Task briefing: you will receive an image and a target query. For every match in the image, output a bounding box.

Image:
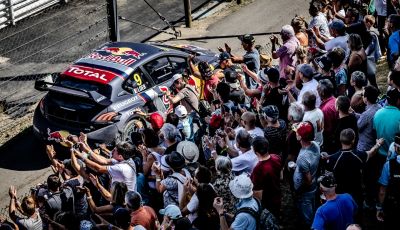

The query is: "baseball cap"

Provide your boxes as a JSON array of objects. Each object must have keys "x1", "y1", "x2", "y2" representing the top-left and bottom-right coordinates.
[
  {"x1": 263, "y1": 105, "x2": 279, "y2": 120},
  {"x1": 224, "y1": 69, "x2": 238, "y2": 83},
  {"x1": 176, "y1": 141, "x2": 199, "y2": 163},
  {"x1": 239, "y1": 34, "x2": 255, "y2": 44},
  {"x1": 293, "y1": 121, "x2": 314, "y2": 141},
  {"x1": 219, "y1": 52, "x2": 231, "y2": 62},
  {"x1": 159, "y1": 204, "x2": 182, "y2": 219},
  {"x1": 175, "y1": 105, "x2": 188, "y2": 118},
  {"x1": 209, "y1": 114, "x2": 222, "y2": 129},
  {"x1": 229, "y1": 174, "x2": 253, "y2": 199},
  {"x1": 319, "y1": 174, "x2": 336, "y2": 188},
  {"x1": 149, "y1": 113, "x2": 164, "y2": 130},
  {"x1": 172, "y1": 73, "x2": 183, "y2": 82},
  {"x1": 298, "y1": 64, "x2": 315, "y2": 79},
  {"x1": 329, "y1": 19, "x2": 345, "y2": 31},
  {"x1": 315, "y1": 55, "x2": 332, "y2": 72}
]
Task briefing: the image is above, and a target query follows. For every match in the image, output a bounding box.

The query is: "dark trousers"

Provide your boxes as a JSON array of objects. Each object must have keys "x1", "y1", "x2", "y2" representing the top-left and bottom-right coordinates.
[{"x1": 364, "y1": 154, "x2": 387, "y2": 206}]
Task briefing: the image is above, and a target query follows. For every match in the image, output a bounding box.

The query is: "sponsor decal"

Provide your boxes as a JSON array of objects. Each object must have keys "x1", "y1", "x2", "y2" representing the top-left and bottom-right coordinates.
[
  {"x1": 86, "y1": 47, "x2": 146, "y2": 67},
  {"x1": 62, "y1": 65, "x2": 122, "y2": 84},
  {"x1": 47, "y1": 129, "x2": 70, "y2": 147},
  {"x1": 111, "y1": 96, "x2": 138, "y2": 110}
]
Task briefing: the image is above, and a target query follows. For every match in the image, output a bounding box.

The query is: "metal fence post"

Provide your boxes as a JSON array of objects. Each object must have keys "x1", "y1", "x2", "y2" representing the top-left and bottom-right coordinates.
[
  {"x1": 183, "y1": 0, "x2": 192, "y2": 28},
  {"x1": 107, "y1": 0, "x2": 120, "y2": 42},
  {"x1": 7, "y1": 0, "x2": 15, "y2": 26}
]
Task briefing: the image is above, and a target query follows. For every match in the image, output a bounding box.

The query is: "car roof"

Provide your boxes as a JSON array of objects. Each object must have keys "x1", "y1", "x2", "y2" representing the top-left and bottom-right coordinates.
[{"x1": 61, "y1": 42, "x2": 186, "y2": 85}]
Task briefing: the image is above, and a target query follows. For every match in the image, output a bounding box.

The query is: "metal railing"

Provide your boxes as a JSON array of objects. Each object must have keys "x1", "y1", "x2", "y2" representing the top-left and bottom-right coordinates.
[{"x1": 0, "y1": 0, "x2": 66, "y2": 29}]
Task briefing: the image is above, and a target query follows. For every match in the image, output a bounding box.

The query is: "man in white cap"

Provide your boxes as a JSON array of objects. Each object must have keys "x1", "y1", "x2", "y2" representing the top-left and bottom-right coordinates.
[
  {"x1": 164, "y1": 73, "x2": 199, "y2": 113},
  {"x1": 213, "y1": 174, "x2": 259, "y2": 230}
]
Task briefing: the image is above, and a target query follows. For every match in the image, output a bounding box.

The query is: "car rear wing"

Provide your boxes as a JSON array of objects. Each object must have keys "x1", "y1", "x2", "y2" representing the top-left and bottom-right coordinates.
[{"x1": 35, "y1": 80, "x2": 112, "y2": 107}]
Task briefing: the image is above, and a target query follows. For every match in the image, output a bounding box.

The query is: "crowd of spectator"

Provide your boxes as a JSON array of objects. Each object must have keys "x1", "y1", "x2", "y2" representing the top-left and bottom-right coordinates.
[{"x1": 2, "y1": 0, "x2": 400, "y2": 229}]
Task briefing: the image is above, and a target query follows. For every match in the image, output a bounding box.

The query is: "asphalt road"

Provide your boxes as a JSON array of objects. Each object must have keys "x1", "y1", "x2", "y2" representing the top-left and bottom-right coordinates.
[{"x1": 0, "y1": 0, "x2": 309, "y2": 216}]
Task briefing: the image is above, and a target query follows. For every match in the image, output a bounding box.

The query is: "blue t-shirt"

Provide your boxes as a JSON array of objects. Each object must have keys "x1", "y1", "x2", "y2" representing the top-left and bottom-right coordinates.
[
  {"x1": 231, "y1": 198, "x2": 258, "y2": 230},
  {"x1": 293, "y1": 141, "x2": 320, "y2": 192},
  {"x1": 335, "y1": 68, "x2": 347, "y2": 86},
  {"x1": 388, "y1": 30, "x2": 400, "y2": 66},
  {"x1": 378, "y1": 156, "x2": 400, "y2": 186},
  {"x1": 373, "y1": 106, "x2": 400, "y2": 156},
  {"x1": 312, "y1": 193, "x2": 357, "y2": 230}
]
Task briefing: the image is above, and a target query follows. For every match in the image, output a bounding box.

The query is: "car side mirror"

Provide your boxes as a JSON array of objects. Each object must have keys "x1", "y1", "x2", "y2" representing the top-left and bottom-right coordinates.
[{"x1": 34, "y1": 74, "x2": 54, "y2": 91}]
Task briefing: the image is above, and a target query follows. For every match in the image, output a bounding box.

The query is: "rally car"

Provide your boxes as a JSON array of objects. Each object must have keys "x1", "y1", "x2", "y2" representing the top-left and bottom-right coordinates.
[{"x1": 33, "y1": 42, "x2": 218, "y2": 145}]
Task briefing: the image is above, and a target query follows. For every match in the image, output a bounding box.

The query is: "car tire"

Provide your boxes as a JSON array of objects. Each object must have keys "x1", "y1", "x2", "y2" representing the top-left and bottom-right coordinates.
[{"x1": 121, "y1": 118, "x2": 146, "y2": 142}]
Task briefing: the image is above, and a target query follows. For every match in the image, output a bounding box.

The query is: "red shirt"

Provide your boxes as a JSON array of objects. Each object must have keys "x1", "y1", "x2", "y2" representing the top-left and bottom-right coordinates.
[
  {"x1": 130, "y1": 206, "x2": 158, "y2": 230},
  {"x1": 320, "y1": 96, "x2": 338, "y2": 140},
  {"x1": 203, "y1": 75, "x2": 220, "y2": 102},
  {"x1": 250, "y1": 154, "x2": 282, "y2": 216}
]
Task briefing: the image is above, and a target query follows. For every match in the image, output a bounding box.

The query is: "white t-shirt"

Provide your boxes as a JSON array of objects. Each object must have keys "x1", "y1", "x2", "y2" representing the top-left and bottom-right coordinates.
[
  {"x1": 298, "y1": 79, "x2": 321, "y2": 108},
  {"x1": 187, "y1": 193, "x2": 199, "y2": 223},
  {"x1": 107, "y1": 158, "x2": 137, "y2": 191},
  {"x1": 303, "y1": 108, "x2": 324, "y2": 146},
  {"x1": 231, "y1": 149, "x2": 258, "y2": 175},
  {"x1": 235, "y1": 127, "x2": 264, "y2": 139}
]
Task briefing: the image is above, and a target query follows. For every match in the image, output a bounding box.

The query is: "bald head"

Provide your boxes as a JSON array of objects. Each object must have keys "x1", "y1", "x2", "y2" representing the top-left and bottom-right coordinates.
[{"x1": 241, "y1": 111, "x2": 257, "y2": 128}]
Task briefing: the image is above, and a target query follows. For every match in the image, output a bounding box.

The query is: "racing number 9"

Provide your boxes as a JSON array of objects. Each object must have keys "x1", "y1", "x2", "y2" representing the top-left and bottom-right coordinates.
[{"x1": 133, "y1": 73, "x2": 142, "y2": 86}]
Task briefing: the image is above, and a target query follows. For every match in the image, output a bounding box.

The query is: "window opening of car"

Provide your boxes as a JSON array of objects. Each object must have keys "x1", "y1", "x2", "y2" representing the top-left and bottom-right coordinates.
[
  {"x1": 144, "y1": 56, "x2": 189, "y2": 85},
  {"x1": 123, "y1": 68, "x2": 152, "y2": 94}
]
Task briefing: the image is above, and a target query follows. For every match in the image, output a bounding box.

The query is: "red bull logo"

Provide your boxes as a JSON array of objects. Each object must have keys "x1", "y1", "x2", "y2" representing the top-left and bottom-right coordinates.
[
  {"x1": 102, "y1": 47, "x2": 145, "y2": 59},
  {"x1": 47, "y1": 129, "x2": 70, "y2": 147}
]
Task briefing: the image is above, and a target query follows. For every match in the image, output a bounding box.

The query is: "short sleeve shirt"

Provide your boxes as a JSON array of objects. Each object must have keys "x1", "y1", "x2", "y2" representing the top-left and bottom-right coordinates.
[
  {"x1": 293, "y1": 142, "x2": 320, "y2": 191},
  {"x1": 16, "y1": 212, "x2": 42, "y2": 230},
  {"x1": 309, "y1": 13, "x2": 331, "y2": 38},
  {"x1": 175, "y1": 84, "x2": 199, "y2": 112},
  {"x1": 276, "y1": 37, "x2": 299, "y2": 78},
  {"x1": 334, "y1": 68, "x2": 347, "y2": 86},
  {"x1": 107, "y1": 159, "x2": 137, "y2": 191},
  {"x1": 231, "y1": 198, "x2": 259, "y2": 230},
  {"x1": 231, "y1": 150, "x2": 258, "y2": 175}
]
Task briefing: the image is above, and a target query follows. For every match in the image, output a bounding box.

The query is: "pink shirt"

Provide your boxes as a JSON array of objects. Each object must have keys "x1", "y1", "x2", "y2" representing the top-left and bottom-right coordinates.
[{"x1": 276, "y1": 36, "x2": 299, "y2": 78}]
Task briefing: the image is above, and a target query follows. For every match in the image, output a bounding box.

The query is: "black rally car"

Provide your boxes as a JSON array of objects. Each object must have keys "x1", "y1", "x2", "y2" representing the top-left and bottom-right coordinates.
[{"x1": 33, "y1": 42, "x2": 218, "y2": 144}]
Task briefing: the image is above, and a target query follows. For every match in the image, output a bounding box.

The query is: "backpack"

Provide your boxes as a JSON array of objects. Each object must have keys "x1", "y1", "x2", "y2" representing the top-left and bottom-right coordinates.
[
  {"x1": 45, "y1": 186, "x2": 74, "y2": 219},
  {"x1": 235, "y1": 198, "x2": 279, "y2": 230}
]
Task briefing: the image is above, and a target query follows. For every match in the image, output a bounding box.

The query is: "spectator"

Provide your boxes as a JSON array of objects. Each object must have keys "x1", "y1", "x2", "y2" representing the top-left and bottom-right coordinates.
[
  {"x1": 376, "y1": 134, "x2": 400, "y2": 228},
  {"x1": 349, "y1": 71, "x2": 367, "y2": 113},
  {"x1": 165, "y1": 74, "x2": 199, "y2": 113},
  {"x1": 387, "y1": 14, "x2": 400, "y2": 69},
  {"x1": 188, "y1": 58, "x2": 220, "y2": 103},
  {"x1": 271, "y1": 25, "x2": 300, "y2": 78},
  {"x1": 285, "y1": 102, "x2": 304, "y2": 169},
  {"x1": 161, "y1": 123, "x2": 180, "y2": 155},
  {"x1": 230, "y1": 129, "x2": 258, "y2": 175},
  {"x1": 323, "y1": 19, "x2": 350, "y2": 59},
  {"x1": 375, "y1": 0, "x2": 388, "y2": 54},
  {"x1": 212, "y1": 156, "x2": 237, "y2": 214},
  {"x1": 85, "y1": 181, "x2": 127, "y2": 215},
  {"x1": 291, "y1": 16, "x2": 309, "y2": 47},
  {"x1": 326, "y1": 128, "x2": 383, "y2": 206},
  {"x1": 308, "y1": 1, "x2": 331, "y2": 41},
  {"x1": 293, "y1": 121, "x2": 320, "y2": 228},
  {"x1": 287, "y1": 64, "x2": 322, "y2": 108},
  {"x1": 373, "y1": 88, "x2": 400, "y2": 158},
  {"x1": 262, "y1": 105, "x2": 287, "y2": 154},
  {"x1": 250, "y1": 136, "x2": 282, "y2": 217},
  {"x1": 213, "y1": 174, "x2": 259, "y2": 230},
  {"x1": 327, "y1": 47, "x2": 348, "y2": 96},
  {"x1": 311, "y1": 174, "x2": 358, "y2": 230},
  {"x1": 75, "y1": 141, "x2": 137, "y2": 192},
  {"x1": 334, "y1": 96, "x2": 358, "y2": 151},
  {"x1": 236, "y1": 111, "x2": 264, "y2": 139},
  {"x1": 8, "y1": 186, "x2": 42, "y2": 230},
  {"x1": 43, "y1": 174, "x2": 74, "y2": 219},
  {"x1": 125, "y1": 191, "x2": 158, "y2": 230},
  {"x1": 152, "y1": 151, "x2": 191, "y2": 208},
  {"x1": 191, "y1": 184, "x2": 219, "y2": 230},
  {"x1": 302, "y1": 91, "x2": 324, "y2": 146},
  {"x1": 318, "y1": 79, "x2": 338, "y2": 153},
  {"x1": 357, "y1": 85, "x2": 381, "y2": 152},
  {"x1": 347, "y1": 34, "x2": 368, "y2": 78},
  {"x1": 159, "y1": 205, "x2": 192, "y2": 230}
]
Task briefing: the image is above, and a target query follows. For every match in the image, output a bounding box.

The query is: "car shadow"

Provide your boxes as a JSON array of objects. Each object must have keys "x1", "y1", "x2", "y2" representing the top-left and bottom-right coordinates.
[{"x1": 0, "y1": 127, "x2": 50, "y2": 171}]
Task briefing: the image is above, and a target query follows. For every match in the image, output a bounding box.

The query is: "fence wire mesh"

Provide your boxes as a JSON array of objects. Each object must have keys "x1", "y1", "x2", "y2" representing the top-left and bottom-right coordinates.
[{"x1": 0, "y1": 0, "x2": 109, "y2": 144}]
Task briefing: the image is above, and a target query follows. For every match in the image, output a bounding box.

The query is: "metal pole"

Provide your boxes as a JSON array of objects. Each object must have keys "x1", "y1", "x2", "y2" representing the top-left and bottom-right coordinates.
[
  {"x1": 107, "y1": 0, "x2": 120, "y2": 42},
  {"x1": 183, "y1": 0, "x2": 192, "y2": 28}
]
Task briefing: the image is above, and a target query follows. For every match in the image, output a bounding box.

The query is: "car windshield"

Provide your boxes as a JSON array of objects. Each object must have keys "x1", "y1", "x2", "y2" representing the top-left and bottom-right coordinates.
[{"x1": 57, "y1": 76, "x2": 112, "y2": 98}]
